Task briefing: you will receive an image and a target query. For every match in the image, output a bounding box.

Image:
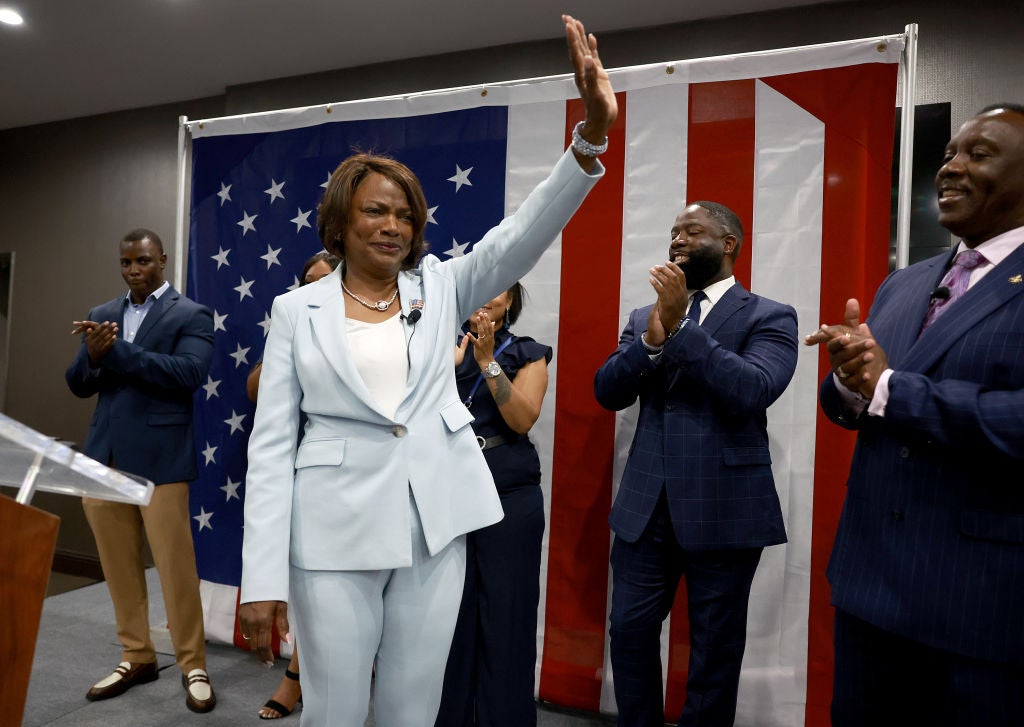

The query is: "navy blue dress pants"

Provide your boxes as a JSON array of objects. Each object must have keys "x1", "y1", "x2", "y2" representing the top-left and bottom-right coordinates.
[
  {"x1": 832, "y1": 608, "x2": 1024, "y2": 727},
  {"x1": 436, "y1": 483, "x2": 545, "y2": 727},
  {"x1": 609, "y1": 490, "x2": 762, "y2": 727}
]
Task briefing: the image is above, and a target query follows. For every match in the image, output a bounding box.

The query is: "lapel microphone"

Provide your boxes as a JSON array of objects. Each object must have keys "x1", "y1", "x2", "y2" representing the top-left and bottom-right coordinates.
[
  {"x1": 929, "y1": 286, "x2": 951, "y2": 302},
  {"x1": 402, "y1": 308, "x2": 421, "y2": 371}
]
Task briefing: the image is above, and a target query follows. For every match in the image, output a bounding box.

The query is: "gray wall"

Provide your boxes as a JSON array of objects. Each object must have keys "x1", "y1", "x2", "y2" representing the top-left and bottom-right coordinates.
[
  {"x1": 0, "y1": 98, "x2": 223, "y2": 553},
  {"x1": 225, "y1": 0, "x2": 1023, "y2": 130},
  {"x1": 1, "y1": 0, "x2": 1021, "y2": 558}
]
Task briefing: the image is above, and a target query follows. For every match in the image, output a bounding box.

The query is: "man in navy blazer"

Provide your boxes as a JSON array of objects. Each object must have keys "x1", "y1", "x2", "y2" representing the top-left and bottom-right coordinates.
[
  {"x1": 66, "y1": 229, "x2": 216, "y2": 713},
  {"x1": 595, "y1": 201, "x2": 798, "y2": 726},
  {"x1": 808, "y1": 104, "x2": 1024, "y2": 725}
]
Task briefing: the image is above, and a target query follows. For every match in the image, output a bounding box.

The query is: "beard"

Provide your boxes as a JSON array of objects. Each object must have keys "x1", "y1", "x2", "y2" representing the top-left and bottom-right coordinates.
[{"x1": 677, "y1": 247, "x2": 724, "y2": 290}]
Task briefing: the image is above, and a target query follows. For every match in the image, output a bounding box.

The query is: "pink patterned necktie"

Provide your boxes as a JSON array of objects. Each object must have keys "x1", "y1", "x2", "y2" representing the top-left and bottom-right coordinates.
[{"x1": 921, "y1": 249, "x2": 986, "y2": 331}]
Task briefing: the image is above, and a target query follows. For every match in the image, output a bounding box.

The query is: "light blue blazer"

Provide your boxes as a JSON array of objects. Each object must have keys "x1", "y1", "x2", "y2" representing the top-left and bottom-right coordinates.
[{"x1": 241, "y1": 149, "x2": 602, "y2": 604}]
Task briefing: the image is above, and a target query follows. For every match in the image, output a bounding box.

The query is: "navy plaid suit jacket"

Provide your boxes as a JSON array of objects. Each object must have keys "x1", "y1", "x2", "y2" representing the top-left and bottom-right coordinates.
[
  {"x1": 595, "y1": 282, "x2": 798, "y2": 550},
  {"x1": 823, "y1": 242, "x2": 1024, "y2": 666}
]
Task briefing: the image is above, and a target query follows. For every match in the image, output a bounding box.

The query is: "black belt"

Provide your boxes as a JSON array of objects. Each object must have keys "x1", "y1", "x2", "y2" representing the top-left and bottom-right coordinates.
[{"x1": 476, "y1": 433, "x2": 519, "y2": 451}]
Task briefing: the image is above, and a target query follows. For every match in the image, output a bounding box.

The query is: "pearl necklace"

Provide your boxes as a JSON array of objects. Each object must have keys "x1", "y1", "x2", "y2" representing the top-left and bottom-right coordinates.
[{"x1": 340, "y1": 278, "x2": 399, "y2": 312}]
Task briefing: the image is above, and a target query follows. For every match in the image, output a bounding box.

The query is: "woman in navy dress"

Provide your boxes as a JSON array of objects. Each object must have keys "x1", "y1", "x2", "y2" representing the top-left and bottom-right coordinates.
[{"x1": 437, "y1": 282, "x2": 551, "y2": 727}]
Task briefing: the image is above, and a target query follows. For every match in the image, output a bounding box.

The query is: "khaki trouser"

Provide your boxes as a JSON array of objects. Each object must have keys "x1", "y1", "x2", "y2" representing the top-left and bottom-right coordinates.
[{"x1": 83, "y1": 481, "x2": 206, "y2": 673}]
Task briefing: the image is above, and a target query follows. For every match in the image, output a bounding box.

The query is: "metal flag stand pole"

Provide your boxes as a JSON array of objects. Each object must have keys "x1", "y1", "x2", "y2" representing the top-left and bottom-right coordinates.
[{"x1": 895, "y1": 23, "x2": 919, "y2": 270}]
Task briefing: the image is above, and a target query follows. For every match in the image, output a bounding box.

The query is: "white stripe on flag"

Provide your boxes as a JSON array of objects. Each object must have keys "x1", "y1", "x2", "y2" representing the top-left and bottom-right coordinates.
[
  {"x1": 737, "y1": 80, "x2": 824, "y2": 726},
  {"x1": 507, "y1": 100, "x2": 570, "y2": 694},
  {"x1": 600, "y1": 82, "x2": 692, "y2": 714},
  {"x1": 199, "y1": 580, "x2": 239, "y2": 644}
]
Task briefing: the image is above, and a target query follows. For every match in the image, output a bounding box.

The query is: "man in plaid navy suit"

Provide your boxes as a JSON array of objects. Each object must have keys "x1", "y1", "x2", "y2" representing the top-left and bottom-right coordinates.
[
  {"x1": 595, "y1": 201, "x2": 798, "y2": 726},
  {"x1": 809, "y1": 105, "x2": 1024, "y2": 725}
]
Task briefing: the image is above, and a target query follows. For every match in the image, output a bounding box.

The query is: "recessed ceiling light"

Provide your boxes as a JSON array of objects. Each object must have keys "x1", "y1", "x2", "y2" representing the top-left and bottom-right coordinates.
[{"x1": 0, "y1": 8, "x2": 24, "y2": 25}]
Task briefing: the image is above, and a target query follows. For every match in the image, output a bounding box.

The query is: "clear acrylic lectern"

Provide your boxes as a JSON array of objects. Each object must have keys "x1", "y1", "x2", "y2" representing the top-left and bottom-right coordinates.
[{"x1": 0, "y1": 412, "x2": 153, "y2": 724}]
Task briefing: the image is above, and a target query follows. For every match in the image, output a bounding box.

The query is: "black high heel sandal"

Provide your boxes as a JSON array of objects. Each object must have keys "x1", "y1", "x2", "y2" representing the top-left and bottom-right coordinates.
[{"x1": 258, "y1": 668, "x2": 301, "y2": 720}]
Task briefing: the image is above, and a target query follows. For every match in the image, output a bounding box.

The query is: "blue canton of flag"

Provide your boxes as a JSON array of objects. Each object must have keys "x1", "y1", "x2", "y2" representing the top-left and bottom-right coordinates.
[{"x1": 186, "y1": 107, "x2": 509, "y2": 587}]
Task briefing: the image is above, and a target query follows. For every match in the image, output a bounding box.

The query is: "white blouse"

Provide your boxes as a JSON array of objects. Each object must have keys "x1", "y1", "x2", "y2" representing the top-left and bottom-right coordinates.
[{"x1": 344, "y1": 312, "x2": 408, "y2": 419}]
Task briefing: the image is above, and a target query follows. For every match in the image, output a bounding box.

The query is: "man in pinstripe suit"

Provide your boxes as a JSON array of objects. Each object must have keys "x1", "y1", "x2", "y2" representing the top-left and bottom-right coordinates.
[
  {"x1": 595, "y1": 201, "x2": 799, "y2": 726},
  {"x1": 809, "y1": 104, "x2": 1024, "y2": 725}
]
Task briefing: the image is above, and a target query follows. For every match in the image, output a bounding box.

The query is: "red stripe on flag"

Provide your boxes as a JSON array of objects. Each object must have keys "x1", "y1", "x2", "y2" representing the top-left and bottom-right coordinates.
[
  {"x1": 663, "y1": 79, "x2": 759, "y2": 718},
  {"x1": 686, "y1": 80, "x2": 758, "y2": 287},
  {"x1": 762, "y1": 63, "x2": 897, "y2": 727},
  {"x1": 539, "y1": 93, "x2": 627, "y2": 710}
]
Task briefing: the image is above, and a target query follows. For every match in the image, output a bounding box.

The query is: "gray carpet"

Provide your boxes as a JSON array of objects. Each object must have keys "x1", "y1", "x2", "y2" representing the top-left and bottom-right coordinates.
[{"x1": 24, "y1": 569, "x2": 611, "y2": 726}]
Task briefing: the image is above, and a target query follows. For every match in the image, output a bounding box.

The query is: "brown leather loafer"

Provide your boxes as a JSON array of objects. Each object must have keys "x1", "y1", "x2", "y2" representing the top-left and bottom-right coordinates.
[
  {"x1": 86, "y1": 660, "x2": 159, "y2": 701},
  {"x1": 183, "y1": 668, "x2": 216, "y2": 713}
]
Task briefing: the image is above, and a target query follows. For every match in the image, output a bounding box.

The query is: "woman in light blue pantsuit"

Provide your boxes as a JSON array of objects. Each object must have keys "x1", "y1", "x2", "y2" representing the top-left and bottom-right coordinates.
[{"x1": 238, "y1": 15, "x2": 617, "y2": 727}]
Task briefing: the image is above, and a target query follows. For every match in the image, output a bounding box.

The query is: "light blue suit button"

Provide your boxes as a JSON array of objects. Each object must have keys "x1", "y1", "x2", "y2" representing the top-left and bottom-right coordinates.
[{"x1": 392, "y1": 424, "x2": 408, "y2": 438}]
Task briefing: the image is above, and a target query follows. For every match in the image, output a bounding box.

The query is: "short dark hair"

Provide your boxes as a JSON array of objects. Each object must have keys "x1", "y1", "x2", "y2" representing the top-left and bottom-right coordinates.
[
  {"x1": 692, "y1": 201, "x2": 743, "y2": 254},
  {"x1": 978, "y1": 103, "x2": 1024, "y2": 118},
  {"x1": 317, "y1": 153, "x2": 428, "y2": 270},
  {"x1": 300, "y1": 251, "x2": 341, "y2": 285},
  {"x1": 506, "y1": 282, "x2": 526, "y2": 326},
  {"x1": 122, "y1": 228, "x2": 163, "y2": 253}
]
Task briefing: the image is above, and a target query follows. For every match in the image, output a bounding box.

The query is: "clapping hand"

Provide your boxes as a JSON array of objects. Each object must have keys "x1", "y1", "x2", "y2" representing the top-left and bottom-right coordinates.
[
  {"x1": 804, "y1": 298, "x2": 888, "y2": 398},
  {"x1": 645, "y1": 261, "x2": 688, "y2": 347},
  {"x1": 467, "y1": 312, "x2": 496, "y2": 369},
  {"x1": 455, "y1": 312, "x2": 497, "y2": 369},
  {"x1": 71, "y1": 320, "x2": 118, "y2": 367}
]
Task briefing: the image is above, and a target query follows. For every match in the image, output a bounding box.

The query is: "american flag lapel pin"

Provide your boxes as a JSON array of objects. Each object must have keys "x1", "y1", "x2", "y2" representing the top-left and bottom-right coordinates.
[{"x1": 410, "y1": 299, "x2": 424, "y2": 310}]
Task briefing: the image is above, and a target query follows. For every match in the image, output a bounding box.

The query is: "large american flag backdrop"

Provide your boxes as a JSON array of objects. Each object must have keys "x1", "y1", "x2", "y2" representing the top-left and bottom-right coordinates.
[{"x1": 184, "y1": 35, "x2": 901, "y2": 725}]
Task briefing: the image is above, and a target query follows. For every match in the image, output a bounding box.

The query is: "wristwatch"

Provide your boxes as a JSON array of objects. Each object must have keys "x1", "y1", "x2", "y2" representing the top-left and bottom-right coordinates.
[{"x1": 482, "y1": 361, "x2": 502, "y2": 379}]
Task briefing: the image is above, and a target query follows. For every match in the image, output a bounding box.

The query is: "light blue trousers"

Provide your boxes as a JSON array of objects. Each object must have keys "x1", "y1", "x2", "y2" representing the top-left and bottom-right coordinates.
[{"x1": 290, "y1": 494, "x2": 467, "y2": 727}]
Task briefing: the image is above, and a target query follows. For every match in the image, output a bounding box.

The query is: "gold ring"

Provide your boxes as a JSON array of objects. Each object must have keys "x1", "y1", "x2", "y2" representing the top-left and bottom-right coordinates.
[
  {"x1": 242, "y1": 634, "x2": 250, "y2": 640},
  {"x1": 836, "y1": 368, "x2": 851, "y2": 379}
]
